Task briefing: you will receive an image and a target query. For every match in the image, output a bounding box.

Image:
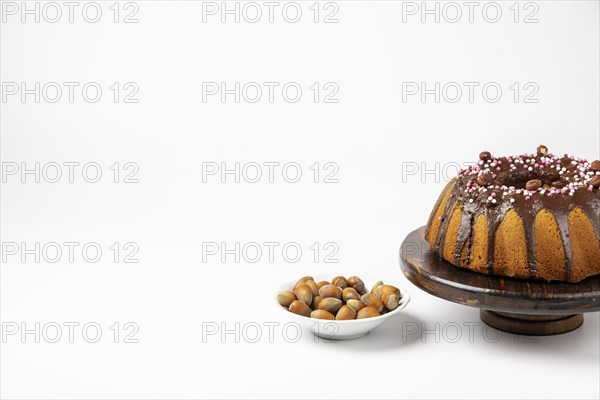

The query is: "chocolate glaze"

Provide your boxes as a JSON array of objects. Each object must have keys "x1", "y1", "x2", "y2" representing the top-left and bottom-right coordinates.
[{"x1": 426, "y1": 151, "x2": 600, "y2": 282}]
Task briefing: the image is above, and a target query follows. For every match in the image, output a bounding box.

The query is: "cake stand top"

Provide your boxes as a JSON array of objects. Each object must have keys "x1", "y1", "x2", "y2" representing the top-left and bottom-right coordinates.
[{"x1": 400, "y1": 227, "x2": 600, "y2": 315}]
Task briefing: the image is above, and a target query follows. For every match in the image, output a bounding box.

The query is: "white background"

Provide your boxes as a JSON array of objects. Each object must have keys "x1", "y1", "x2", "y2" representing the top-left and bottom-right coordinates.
[{"x1": 1, "y1": 0, "x2": 599, "y2": 399}]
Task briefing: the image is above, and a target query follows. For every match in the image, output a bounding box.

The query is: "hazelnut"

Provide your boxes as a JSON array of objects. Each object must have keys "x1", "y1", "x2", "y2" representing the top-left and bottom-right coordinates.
[
  {"x1": 277, "y1": 291, "x2": 296, "y2": 307},
  {"x1": 331, "y1": 276, "x2": 348, "y2": 289},
  {"x1": 381, "y1": 292, "x2": 400, "y2": 311},
  {"x1": 318, "y1": 298, "x2": 342, "y2": 314},
  {"x1": 336, "y1": 305, "x2": 356, "y2": 320},
  {"x1": 311, "y1": 296, "x2": 322, "y2": 310},
  {"x1": 375, "y1": 284, "x2": 401, "y2": 299},
  {"x1": 346, "y1": 299, "x2": 365, "y2": 313},
  {"x1": 317, "y1": 281, "x2": 330, "y2": 290},
  {"x1": 289, "y1": 300, "x2": 311, "y2": 317},
  {"x1": 305, "y1": 280, "x2": 319, "y2": 297},
  {"x1": 342, "y1": 287, "x2": 360, "y2": 302},
  {"x1": 311, "y1": 310, "x2": 335, "y2": 320},
  {"x1": 347, "y1": 276, "x2": 366, "y2": 294},
  {"x1": 357, "y1": 306, "x2": 380, "y2": 319},
  {"x1": 526, "y1": 179, "x2": 542, "y2": 191},
  {"x1": 370, "y1": 281, "x2": 384, "y2": 295},
  {"x1": 294, "y1": 284, "x2": 313, "y2": 306},
  {"x1": 319, "y1": 284, "x2": 342, "y2": 300},
  {"x1": 361, "y1": 294, "x2": 384, "y2": 312},
  {"x1": 537, "y1": 145, "x2": 548, "y2": 156},
  {"x1": 293, "y1": 276, "x2": 314, "y2": 290}
]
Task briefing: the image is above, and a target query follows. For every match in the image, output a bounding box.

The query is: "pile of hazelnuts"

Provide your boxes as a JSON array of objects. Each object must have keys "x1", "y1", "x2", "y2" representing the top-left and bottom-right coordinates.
[{"x1": 278, "y1": 275, "x2": 402, "y2": 320}]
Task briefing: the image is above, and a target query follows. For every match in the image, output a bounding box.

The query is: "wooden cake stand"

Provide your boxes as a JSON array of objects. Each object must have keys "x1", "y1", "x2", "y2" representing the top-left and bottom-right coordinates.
[{"x1": 400, "y1": 227, "x2": 600, "y2": 335}]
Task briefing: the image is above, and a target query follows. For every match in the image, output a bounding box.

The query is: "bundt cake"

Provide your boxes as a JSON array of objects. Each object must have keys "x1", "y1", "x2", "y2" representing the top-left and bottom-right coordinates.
[{"x1": 425, "y1": 145, "x2": 600, "y2": 283}]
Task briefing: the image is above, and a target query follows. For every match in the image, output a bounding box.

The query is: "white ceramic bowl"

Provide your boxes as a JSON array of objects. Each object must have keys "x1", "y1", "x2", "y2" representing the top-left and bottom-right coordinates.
[{"x1": 276, "y1": 277, "x2": 410, "y2": 340}]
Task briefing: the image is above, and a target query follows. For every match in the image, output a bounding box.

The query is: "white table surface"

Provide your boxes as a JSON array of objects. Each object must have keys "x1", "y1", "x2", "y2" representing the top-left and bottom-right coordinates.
[{"x1": 1, "y1": 1, "x2": 599, "y2": 398}]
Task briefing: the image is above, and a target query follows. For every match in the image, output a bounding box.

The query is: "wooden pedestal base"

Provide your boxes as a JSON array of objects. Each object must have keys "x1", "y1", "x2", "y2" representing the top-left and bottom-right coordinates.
[
  {"x1": 400, "y1": 227, "x2": 599, "y2": 336},
  {"x1": 480, "y1": 310, "x2": 584, "y2": 335}
]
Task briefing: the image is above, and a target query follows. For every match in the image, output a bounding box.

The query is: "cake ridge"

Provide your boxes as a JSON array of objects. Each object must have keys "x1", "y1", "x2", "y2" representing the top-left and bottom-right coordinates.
[{"x1": 425, "y1": 146, "x2": 600, "y2": 283}]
